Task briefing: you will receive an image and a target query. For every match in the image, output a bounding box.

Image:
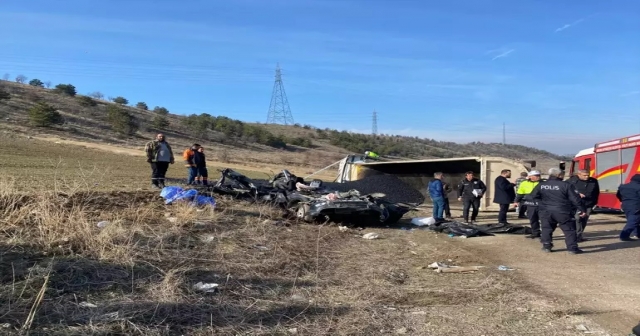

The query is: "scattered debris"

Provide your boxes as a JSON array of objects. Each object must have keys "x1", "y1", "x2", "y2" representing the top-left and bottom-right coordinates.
[
  {"x1": 362, "y1": 232, "x2": 380, "y2": 239},
  {"x1": 253, "y1": 245, "x2": 269, "y2": 250},
  {"x1": 427, "y1": 261, "x2": 484, "y2": 273},
  {"x1": 78, "y1": 302, "x2": 98, "y2": 308},
  {"x1": 498, "y1": 265, "x2": 515, "y2": 271},
  {"x1": 395, "y1": 327, "x2": 408, "y2": 334},
  {"x1": 199, "y1": 235, "x2": 215, "y2": 243},
  {"x1": 96, "y1": 221, "x2": 110, "y2": 228},
  {"x1": 167, "y1": 217, "x2": 178, "y2": 223},
  {"x1": 1, "y1": 323, "x2": 11, "y2": 329},
  {"x1": 288, "y1": 327, "x2": 298, "y2": 334},
  {"x1": 193, "y1": 282, "x2": 219, "y2": 293},
  {"x1": 411, "y1": 217, "x2": 436, "y2": 226},
  {"x1": 575, "y1": 324, "x2": 589, "y2": 332},
  {"x1": 338, "y1": 226, "x2": 349, "y2": 232}
]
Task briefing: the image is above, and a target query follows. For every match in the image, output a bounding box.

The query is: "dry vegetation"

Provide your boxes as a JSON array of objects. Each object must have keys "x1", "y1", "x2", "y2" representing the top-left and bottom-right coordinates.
[
  {"x1": 0, "y1": 136, "x2": 595, "y2": 335},
  {"x1": 0, "y1": 79, "x2": 569, "y2": 174},
  {"x1": 0, "y1": 78, "x2": 598, "y2": 335}
]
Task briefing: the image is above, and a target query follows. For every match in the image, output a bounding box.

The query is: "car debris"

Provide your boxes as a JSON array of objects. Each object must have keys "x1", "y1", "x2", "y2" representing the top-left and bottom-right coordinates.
[{"x1": 201, "y1": 168, "x2": 418, "y2": 225}]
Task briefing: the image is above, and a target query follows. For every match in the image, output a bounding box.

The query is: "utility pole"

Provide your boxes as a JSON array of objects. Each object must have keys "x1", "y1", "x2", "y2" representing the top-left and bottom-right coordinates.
[
  {"x1": 502, "y1": 122, "x2": 506, "y2": 145},
  {"x1": 372, "y1": 110, "x2": 378, "y2": 135},
  {"x1": 266, "y1": 63, "x2": 294, "y2": 125}
]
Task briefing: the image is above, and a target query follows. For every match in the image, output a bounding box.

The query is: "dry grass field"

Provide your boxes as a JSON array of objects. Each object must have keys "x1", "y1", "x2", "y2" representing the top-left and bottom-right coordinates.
[{"x1": 0, "y1": 136, "x2": 610, "y2": 335}]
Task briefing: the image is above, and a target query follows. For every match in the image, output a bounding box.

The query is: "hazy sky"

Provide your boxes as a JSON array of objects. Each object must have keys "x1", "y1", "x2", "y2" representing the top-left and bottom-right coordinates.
[{"x1": 1, "y1": 0, "x2": 639, "y2": 155}]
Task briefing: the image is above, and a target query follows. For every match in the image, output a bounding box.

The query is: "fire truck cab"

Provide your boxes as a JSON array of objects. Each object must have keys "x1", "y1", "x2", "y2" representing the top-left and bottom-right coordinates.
[{"x1": 569, "y1": 134, "x2": 640, "y2": 211}]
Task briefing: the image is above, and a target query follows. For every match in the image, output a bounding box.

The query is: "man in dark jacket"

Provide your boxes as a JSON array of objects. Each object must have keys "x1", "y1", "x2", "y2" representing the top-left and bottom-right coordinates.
[
  {"x1": 457, "y1": 171, "x2": 487, "y2": 224},
  {"x1": 530, "y1": 168, "x2": 587, "y2": 254},
  {"x1": 616, "y1": 174, "x2": 640, "y2": 241},
  {"x1": 428, "y1": 172, "x2": 446, "y2": 222},
  {"x1": 632, "y1": 322, "x2": 640, "y2": 335},
  {"x1": 442, "y1": 181, "x2": 453, "y2": 220},
  {"x1": 567, "y1": 169, "x2": 600, "y2": 241},
  {"x1": 493, "y1": 169, "x2": 516, "y2": 224}
]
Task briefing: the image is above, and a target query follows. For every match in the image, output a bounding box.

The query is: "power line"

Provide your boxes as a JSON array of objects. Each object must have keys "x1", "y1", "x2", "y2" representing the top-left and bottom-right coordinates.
[
  {"x1": 266, "y1": 63, "x2": 294, "y2": 125},
  {"x1": 372, "y1": 110, "x2": 378, "y2": 135}
]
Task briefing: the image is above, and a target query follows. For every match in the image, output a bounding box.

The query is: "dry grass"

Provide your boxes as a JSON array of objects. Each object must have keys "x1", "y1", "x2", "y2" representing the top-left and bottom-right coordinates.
[
  {"x1": 0, "y1": 133, "x2": 594, "y2": 334},
  {"x1": 0, "y1": 171, "x2": 595, "y2": 335}
]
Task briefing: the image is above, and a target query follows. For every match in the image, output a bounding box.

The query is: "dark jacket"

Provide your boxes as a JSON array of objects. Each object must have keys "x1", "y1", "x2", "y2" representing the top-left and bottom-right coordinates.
[
  {"x1": 457, "y1": 178, "x2": 487, "y2": 199},
  {"x1": 493, "y1": 175, "x2": 516, "y2": 204},
  {"x1": 616, "y1": 174, "x2": 640, "y2": 213},
  {"x1": 427, "y1": 179, "x2": 445, "y2": 199},
  {"x1": 567, "y1": 175, "x2": 600, "y2": 208},
  {"x1": 194, "y1": 151, "x2": 206, "y2": 168},
  {"x1": 530, "y1": 176, "x2": 585, "y2": 215}
]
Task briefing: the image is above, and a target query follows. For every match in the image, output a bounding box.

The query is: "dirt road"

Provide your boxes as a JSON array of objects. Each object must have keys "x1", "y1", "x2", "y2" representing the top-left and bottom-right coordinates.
[{"x1": 419, "y1": 211, "x2": 640, "y2": 335}]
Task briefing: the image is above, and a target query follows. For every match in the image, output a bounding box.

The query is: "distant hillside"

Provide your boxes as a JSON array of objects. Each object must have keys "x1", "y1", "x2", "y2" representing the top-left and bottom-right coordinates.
[{"x1": 0, "y1": 77, "x2": 570, "y2": 171}]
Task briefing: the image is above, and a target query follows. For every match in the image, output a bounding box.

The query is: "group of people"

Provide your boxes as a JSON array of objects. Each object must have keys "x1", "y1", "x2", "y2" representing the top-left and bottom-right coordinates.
[
  {"x1": 182, "y1": 143, "x2": 209, "y2": 186},
  {"x1": 143, "y1": 134, "x2": 209, "y2": 188},
  {"x1": 428, "y1": 167, "x2": 611, "y2": 254}
]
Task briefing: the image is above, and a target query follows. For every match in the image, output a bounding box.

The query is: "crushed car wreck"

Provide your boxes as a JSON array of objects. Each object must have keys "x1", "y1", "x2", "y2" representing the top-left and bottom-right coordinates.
[{"x1": 206, "y1": 168, "x2": 418, "y2": 225}]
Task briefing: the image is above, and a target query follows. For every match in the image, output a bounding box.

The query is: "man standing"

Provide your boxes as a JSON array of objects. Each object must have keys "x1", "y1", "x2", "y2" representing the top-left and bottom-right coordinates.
[
  {"x1": 493, "y1": 169, "x2": 516, "y2": 224},
  {"x1": 428, "y1": 172, "x2": 446, "y2": 222},
  {"x1": 457, "y1": 171, "x2": 487, "y2": 224},
  {"x1": 442, "y1": 181, "x2": 453, "y2": 220},
  {"x1": 567, "y1": 169, "x2": 600, "y2": 242},
  {"x1": 183, "y1": 143, "x2": 200, "y2": 185},
  {"x1": 514, "y1": 170, "x2": 542, "y2": 238},
  {"x1": 515, "y1": 172, "x2": 529, "y2": 218},
  {"x1": 144, "y1": 133, "x2": 174, "y2": 189},
  {"x1": 530, "y1": 168, "x2": 586, "y2": 254},
  {"x1": 615, "y1": 174, "x2": 640, "y2": 241}
]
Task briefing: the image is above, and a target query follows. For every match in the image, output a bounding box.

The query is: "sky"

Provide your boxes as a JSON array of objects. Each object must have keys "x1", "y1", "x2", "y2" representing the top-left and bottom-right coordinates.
[{"x1": 0, "y1": 0, "x2": 639, "y2": 155}]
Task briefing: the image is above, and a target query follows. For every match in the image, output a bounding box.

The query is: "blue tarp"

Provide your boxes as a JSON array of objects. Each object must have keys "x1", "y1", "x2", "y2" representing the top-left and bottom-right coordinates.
[{"x1": 160, "y1": 186, "x2": 216, "y2": 207}]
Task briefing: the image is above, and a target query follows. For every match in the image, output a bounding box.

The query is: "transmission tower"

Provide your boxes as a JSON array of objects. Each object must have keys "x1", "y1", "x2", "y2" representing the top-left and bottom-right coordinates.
[
  {"x1": 372, "y1": 110, "x2": 378, "y2": 135},
  {"x1": 502, "y1": 122, "x2": 506, "y2": 145},
  {"x1": 266, "y1": 63, "x2": 294, "y2": 125}
]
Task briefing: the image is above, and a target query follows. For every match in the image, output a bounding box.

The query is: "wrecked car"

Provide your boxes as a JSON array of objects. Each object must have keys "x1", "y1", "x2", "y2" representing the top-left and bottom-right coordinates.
[{"x1": 209, "y1": 168, "x2": 414, "y2": 225}]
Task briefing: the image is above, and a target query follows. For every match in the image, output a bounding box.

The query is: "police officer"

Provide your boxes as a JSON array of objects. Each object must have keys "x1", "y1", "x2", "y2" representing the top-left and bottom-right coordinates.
[
  {"x1": 529, "y1": 168, "x2": 587, "y2": 254},
  {"x1": 513, "y1": 170, "x2": 543, "y2": 239},
  {"x1": 616, "y1": 173, "x2": 640, "y2": 241}
]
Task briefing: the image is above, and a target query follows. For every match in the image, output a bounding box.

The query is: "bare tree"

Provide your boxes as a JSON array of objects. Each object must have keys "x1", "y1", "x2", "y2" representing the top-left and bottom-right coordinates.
[
  {"x1": 88, "y1": 91, "x2": 104, "y2": 100},
  {"x1": 15, "y1": 75, "x2": 27, "y2": 84},
  {"x1": 2, "y1": 73, "x2": 9, "y2": 81},
  {"x1": 44, "y1": 81, "x2": 51, "y2": 88}
]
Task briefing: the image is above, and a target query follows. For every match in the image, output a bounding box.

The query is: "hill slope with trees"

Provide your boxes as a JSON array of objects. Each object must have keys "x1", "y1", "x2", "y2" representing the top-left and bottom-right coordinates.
[{"x1": 0, "y1": 75, "x2": 571, "y2": 171}]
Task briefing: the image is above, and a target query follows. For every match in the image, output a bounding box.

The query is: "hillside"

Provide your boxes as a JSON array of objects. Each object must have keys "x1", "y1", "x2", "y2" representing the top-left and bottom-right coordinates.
[{"x1": 0, "y1": 78, "x2": 570, "y2": 172}]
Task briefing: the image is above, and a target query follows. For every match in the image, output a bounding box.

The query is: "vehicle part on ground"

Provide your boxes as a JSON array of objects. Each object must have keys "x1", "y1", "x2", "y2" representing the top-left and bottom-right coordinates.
[{"x1": 209, "y1": 168, "x2": 415, "y2": 225}]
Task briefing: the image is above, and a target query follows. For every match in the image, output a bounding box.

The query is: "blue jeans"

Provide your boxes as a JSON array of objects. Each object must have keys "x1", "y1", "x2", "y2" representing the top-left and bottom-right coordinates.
[
  {"x1": 187, "y1": 167, "x2": 198, "y2": 185},
  {"x1": 432, "y1": 197, "x2": 445, "y2": 220}
]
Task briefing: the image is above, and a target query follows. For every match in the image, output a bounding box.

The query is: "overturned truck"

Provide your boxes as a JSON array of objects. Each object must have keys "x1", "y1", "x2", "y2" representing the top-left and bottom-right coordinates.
[{"x1": 334, "y1": 155, "x2": 536, "y2": 212}]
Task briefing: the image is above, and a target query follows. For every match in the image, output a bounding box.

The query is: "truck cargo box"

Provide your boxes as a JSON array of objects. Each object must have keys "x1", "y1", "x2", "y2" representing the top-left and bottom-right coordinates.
[{"x1": 336, "y1": 155, "x2": 535, "y2": 212}]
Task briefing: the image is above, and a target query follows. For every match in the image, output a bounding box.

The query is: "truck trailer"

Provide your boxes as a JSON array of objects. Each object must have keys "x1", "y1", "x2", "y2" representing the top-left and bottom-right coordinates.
[
  {"x1": 568, "y1": 133, "x2": 640, "y2": 211},
  {"x1": 334, "y1": 155, "x2": 536, "y2": 212}
]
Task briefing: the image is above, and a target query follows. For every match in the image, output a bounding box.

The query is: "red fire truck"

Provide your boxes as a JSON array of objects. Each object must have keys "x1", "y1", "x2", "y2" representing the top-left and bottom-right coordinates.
[{"x1": 564, "y1": 134, "x2": 640, "y2": 210}]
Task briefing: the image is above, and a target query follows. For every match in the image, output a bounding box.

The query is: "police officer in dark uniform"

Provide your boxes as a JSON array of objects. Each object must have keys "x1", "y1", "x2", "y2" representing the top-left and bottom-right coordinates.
[{"x1": 529, "y1": 168, "x2": 587, "y2": 254}]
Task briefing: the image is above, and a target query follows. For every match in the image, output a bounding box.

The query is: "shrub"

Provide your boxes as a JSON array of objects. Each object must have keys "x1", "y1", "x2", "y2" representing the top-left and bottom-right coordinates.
[
  {"x1": 112, "y1": 96, "x2": 128, "y2": 105},
  {"x1": 29, "y1": 79, "x2": 44, "y2": 87},
  {"x1": 107, "y1": 105, "x2": 138, "y2": 135},
  {"x1": 54, "y1": 84, "x2": 77, "y2": 96},
  {"x1": 77, "y1": 95, "x2": 97, "y2": 107},
  {"x1": 28, "y1": 103, "x2": 64, "y2": 127},
  {"x1": 135, "y1": 102, "x2": 148, "y2": 110}
]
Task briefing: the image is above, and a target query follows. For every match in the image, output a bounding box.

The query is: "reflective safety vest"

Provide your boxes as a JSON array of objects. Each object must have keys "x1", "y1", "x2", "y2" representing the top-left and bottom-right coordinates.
[
  {"x1": 366, "y1": 151, "x2": 379, "y2": 159},
  {"x1": 516, "y1": 179, "x2": 542, "y2": 206}
]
